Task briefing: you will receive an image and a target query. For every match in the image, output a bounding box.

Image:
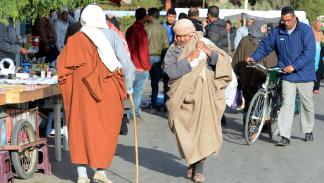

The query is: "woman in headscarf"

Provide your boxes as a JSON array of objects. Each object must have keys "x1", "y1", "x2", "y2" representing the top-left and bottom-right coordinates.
[
  {"x1": 163, "y1": 19, "x2": 232, "y2": 182},
  {"x1": 232, "y1": 20, "x2": 277, "y2": 123},
  {"x1": 57, "y1": 4, "x2": 134, "y2": 183},
  {"x1": 311, "y1": 20, "x2": 324, "y2": 94}
]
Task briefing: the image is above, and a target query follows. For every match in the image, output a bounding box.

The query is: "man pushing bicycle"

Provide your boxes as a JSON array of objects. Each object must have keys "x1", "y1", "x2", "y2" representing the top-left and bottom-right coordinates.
[{"x1": 246, "y1": 6, "x2": 316, "y2": 146}]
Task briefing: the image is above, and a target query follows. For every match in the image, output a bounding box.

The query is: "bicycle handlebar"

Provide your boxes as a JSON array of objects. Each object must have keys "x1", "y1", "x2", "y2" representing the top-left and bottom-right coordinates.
[{"x1": 246, "y1": 63, "x2": 286, "y2": 74}]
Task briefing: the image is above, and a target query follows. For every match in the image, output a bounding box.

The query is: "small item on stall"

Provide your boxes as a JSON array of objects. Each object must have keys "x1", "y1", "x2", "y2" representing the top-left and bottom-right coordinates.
[
  {"x1": 47, "y1": 71, "x2": 52, "y2": 78},
  {"x1": 21, "y1": 62, "x2": 31, "y2": 73},
  {"x1": 29, "y1": 36, "x2": 40, "y2": 54},
  {"x1": 15, "y1": 72, "x2": 30, "y2": 79},
  {"x1": 41, "y1": 70, "x2": 45, "y2": 78},
  {"x1": 0, "y1": 58, "x2": 16, "y2": 78},
  {"x1": 32, "y1": 64, "x2": 37, "y2": 71}
]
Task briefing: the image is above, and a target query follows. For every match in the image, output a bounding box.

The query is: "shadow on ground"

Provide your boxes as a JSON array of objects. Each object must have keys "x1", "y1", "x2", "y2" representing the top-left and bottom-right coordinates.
[
  {"x1": 46, "y1": 138, "x2": 77, "y2": 182},
  {"x1": 222, "y1": 114, "x2": 279, "y2": 145},
  {"x1": 315, "y1": 113, "x2": 324, "y2": 121},
  {"x1": 115, "y1": 144, "x2": 186, "y2": 178}
]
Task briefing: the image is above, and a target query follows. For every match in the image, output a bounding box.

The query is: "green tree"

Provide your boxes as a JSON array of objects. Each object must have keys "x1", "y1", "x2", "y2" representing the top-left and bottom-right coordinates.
[
  {"x1": 296, "y1": 0, "x2": 324, "y2": 22},
  {"x1": 0, "y1": 0, "x2": 92, "y2": 25}
]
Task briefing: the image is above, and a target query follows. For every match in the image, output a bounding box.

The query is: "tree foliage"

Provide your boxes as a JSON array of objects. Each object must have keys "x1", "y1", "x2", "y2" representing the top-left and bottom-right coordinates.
[
  {"x1": 1, "y1": 0, "x2": 323, "y2": 25},
  {"x1": 296, "y1": 0, "x2": 324, "y2": 22},
  {"x1": 0, "y1": 0, "x2": 163, "y2": 25},
  {"x1": 0, "y1": 0, "x2": 92, "y2": 24}
]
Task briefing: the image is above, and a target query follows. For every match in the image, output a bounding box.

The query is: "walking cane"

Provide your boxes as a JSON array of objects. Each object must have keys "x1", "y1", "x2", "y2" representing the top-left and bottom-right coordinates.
[{"x1": 128, "y1": 94, "x2": 139, "y2": 183}]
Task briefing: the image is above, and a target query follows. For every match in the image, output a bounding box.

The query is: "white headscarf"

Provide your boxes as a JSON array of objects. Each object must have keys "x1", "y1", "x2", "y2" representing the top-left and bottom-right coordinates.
[{"x1": 80, "y1": 4, "x2": 122, "y2": 72}]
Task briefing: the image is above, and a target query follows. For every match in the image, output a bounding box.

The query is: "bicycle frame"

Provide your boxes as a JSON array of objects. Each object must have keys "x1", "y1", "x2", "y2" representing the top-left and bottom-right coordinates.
[{"x1": 244, "y1": 64, "x2": 284, "y2": 144}]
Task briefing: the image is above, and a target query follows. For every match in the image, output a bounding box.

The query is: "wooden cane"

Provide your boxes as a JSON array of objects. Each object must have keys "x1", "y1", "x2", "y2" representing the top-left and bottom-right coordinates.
[{"x1": 128, "y1": 94, "x2": 139, "y2": 183}]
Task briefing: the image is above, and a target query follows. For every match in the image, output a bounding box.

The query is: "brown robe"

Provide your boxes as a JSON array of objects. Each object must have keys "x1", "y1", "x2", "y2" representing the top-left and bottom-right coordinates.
[
  {"x1": 232, "y1": 36, "x2": 278, "y2": 87},
  {"x1": 166, "y1": 32, "x2": 232, "y2": 164},
  {"x1": 57, "y1": 32, "x2": 126, "y2": 168}
]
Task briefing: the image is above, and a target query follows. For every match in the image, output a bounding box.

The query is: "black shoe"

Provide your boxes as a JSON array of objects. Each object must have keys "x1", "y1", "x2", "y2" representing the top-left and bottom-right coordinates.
[
  {"x1": 221, "y1": 115, "x2": 227, "y2": 127},
  {"x1": 160, "y1": 106, "x2": 167, "y2": 113},
  {"x1": 305, "y1": 132, "x2": 314, "y2": 142},
  {"x1": 276, "y1": 137, "x2": 290, "y2": 146}
]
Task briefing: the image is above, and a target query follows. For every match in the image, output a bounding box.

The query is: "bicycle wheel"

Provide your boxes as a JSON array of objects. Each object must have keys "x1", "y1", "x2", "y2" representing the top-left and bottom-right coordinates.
[
  {"x1": 244, "y1": 91, "x2": 268, "y2": 144},
  {"x1": 11, "y1": 120, "x2": 38, "y2": 179}
]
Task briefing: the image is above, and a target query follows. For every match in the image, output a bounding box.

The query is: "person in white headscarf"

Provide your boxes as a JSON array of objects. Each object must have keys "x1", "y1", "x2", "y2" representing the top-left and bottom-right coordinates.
[
  {"x1": 57, "y1": 4, "x2": 134, "y2": 183},
  {"x1": 164, "y1": 19, "x2": 232, "y2": 182}
]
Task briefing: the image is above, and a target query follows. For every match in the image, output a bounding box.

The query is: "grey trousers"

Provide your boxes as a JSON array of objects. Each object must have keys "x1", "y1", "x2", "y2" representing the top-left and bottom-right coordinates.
[{"x1": 278, "y1": 80, "x2": 315, "y2": 139}]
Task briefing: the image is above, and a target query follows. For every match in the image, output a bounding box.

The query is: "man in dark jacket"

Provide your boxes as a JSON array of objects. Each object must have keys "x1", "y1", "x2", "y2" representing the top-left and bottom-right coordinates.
[
  {"x1": 204, "y1": 6, "x2": 228, "y2": 52},
  {"x1": 246, "y1": 6, "x2": 316, "y2": 146},
  {"x1": 204, "y1": 5, "x2": 229, "y2": 126},
  {"x1": 188, "y1": 7, "x2": 204, "y2": 32}
]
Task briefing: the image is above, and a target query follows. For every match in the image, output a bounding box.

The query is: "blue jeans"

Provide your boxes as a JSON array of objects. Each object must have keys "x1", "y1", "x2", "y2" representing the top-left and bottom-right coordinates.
[
  {"x1": 149, "y1": 56, "x2": 169, "y2": 108},
  {"x1": 130, "y1": 71, "x2": 149, "y2": 117}
]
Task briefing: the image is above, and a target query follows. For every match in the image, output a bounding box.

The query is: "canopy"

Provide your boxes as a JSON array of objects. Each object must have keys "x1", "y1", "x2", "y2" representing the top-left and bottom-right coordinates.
[
  {"x1": 174, "y1": 8, "x2": 309, "y2": 24},
  {"x1": 104, "y1": 8, "x2": 309, "y2": 25}
]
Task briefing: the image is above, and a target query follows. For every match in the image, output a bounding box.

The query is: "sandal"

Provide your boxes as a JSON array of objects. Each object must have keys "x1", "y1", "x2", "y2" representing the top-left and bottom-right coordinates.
[
  {"x1": 193, "y1": 173, "x2": 205, "y2": 183},
  {"x1": 186, "y1": 164, "x2": 195, "y2": 179},
  {"x1": 193, "y1": 158, "x2": 206, "y2": 182}
]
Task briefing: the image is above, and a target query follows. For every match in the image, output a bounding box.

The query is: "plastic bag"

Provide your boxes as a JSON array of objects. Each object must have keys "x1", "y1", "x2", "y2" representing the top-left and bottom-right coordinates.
[
  {"x1": 231, "y1": 90, "x2": 245, "y2": 110},
  {"x1": 225, "y1": 69, "x2": 238, "y2": 107}
]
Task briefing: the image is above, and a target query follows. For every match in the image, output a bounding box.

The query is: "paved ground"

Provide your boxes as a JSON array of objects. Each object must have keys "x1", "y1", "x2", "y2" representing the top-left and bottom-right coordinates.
[{"x1": 15, "y1": 82, "x2": 324, "y2": 183}]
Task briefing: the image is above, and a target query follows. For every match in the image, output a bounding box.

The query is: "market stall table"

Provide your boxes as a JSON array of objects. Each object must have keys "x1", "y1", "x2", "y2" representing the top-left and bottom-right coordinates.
[{"x1": 0, "y1": 84, "x2": 66, "y2": 161}]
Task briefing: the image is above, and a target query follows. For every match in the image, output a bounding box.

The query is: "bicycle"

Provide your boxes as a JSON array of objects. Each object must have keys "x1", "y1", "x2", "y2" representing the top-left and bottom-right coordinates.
[{"x1": 244, "y1": 63, "x2": 285, "y2": 145}]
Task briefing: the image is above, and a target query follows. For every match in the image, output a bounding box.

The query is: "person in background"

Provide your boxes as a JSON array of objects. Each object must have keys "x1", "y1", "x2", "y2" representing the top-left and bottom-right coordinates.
[
  {"x1": 164, "y1": 19, "x2": 232, "y2": 183},
  {"x1": 204, "y1": 6, "x2": 228, "y2": 53},
  {"x1": 32, "y1": 16, "x2": 58, "y2": 63},
  {"x1": 49, "y1": 10, "x2": 58, "y2": 26},
  {"x1": 178, "y1": 12, "x2": 188, "y2": 20},
  {"x1": 234, "y1": 17, "x2": 254, "y2": 49},
  {"x1": 107, "y1": 13, "x2": 120, "y2": 30},
  {"x1": 64, "y1": 8, "x2": 83, "y2": 45},
  {"x1": 145, "y1": 7, "x2": 170, "y2": 113},
  {"x1": 188, "y1": 7, "x2": 204, "y2": 32},
  {"x1": 163, "y1": 8, "x2": 177, "y2": 44},
  {"x1": 232, "y1": 20, "x2": 277, "y2": 125},
  {"x1": 225, "y1": 20, "x2": 236, "y2": 57},
  {"x1": 57, "y1": 4, "x2": 134, "y2": 183},
  {"x1": 204, "y1": 6, "x2": 229, "y2": 126},
  {"x1": 0, "y1": 21, "x2": 30, "y2": 60},
  {"x1": 246, "y1": 6, "x2": 315, "y2": 146},
  {"x1": 54, "y1": 8, "x2": 69, "y2": 53},
  {"x1": 311, "y1": 20, "x2": 324, "y2": 94},
  {"x1": 125, "y1": 8, "x2": 151, "y2": 121}
]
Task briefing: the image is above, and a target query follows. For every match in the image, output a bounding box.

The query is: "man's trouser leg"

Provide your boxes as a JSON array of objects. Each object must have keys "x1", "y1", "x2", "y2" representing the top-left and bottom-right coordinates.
[
  {"x1": 162, "y1": 73, "x2": 169, "y2": 104},
  {"x1": 149, "y1": 56, "x2": 162, "y2": 108},
  {"x1": 131, "y1": 71, "x2": 149, "y2": 117},
  {"x1": 278, "y1": 80, "x2": 296, "y2": 139},
  {"x1": 296, "y1": 82, "x2": 314, "y2": 133}
]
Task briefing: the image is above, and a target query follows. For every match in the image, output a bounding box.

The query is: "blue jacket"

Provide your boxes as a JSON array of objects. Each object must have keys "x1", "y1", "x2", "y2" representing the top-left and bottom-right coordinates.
[
  {"x1": 252, "y1": 20, "x2": 316, "y2": 82},
  {"x1": 163, "y1": 22, "x2": 174, "y2": 44}
]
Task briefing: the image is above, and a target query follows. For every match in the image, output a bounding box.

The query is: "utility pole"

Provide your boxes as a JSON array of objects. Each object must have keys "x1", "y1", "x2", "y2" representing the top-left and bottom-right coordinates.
[
  {"x1": 166, "y1": 0, "x2": 171, "y2": 11},
  {"x1": 244, "y1": 0, "x2": 248, "y2": 25},
  {"x1": 244, "y1": 0, "x2": 248, "y2": 10}
]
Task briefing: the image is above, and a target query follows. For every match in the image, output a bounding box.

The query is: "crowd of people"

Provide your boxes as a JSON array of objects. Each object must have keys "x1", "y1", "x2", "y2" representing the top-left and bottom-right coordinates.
[{"x1": 1, "y1": 3, "x2": 323, "y2": 183}]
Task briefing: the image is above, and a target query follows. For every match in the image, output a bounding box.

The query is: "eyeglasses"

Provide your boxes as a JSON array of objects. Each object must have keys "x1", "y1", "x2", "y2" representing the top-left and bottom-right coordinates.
[
  {"x1": 175, "y1": 34, "x2": 192, "y2": 39},
  {"x1": 281, "y1": 18, "x2": 295, "y2": 24}
]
